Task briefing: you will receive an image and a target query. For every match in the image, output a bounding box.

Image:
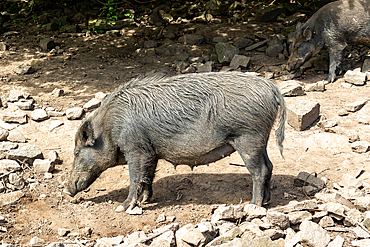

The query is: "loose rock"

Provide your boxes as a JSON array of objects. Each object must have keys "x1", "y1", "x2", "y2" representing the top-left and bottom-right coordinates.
[{"x1": 287, "y1": 100, "x2": 320, "y2": 131}]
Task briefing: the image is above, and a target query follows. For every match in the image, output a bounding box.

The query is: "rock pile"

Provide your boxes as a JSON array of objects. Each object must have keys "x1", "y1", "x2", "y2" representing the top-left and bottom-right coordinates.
[{"x1": 1, "y1": 170, "x2": 369, "y2": 247}]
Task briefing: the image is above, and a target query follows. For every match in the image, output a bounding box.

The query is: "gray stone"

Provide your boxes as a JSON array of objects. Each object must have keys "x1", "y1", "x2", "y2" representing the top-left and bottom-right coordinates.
[
  {"x1": 83, "y1": 98, "x2": 101, "y2": 112},
  {"x1": 8, "y1": 90, "x2": 29, "y2": 102},
  {"x1": 211, "y1": 205, "x2": 235, "y2": 223},
  {"x1": 229, "y1": 55, "x2": 251, "y2": 70},
  {"x1": 357, "y1": 103, "x2": 370, "y2": 124},
  {"x1": 217, "y1": 222, "x2": 236, "y2": 236},
  {"x1": 266, "y1": 36, "x2": 284, "y2": 58},
  {"x1": 156, "y1": 213, "x2": 166, "y2": 223},
  {"x1": 354, "y1": 197, "x2": 370, "y2": 211},
  {"x1": 352, "y1": 239, "x2": 370, "y2": 247},
  {"x1": 211, "y1": 238, "x2": 253, "y2": 247},
  {"x1": 15, "y1": 99, "x2": 34, "y2": 110},
  {"x1": 7, "y1": 145, "x2": 43, "y2": 164},
  {"x1": 304, "y1": 81, "x2": 325, "y2": 92},
  {"x1": 40, "y1": 38, "x2": 55, "y2": 51},
  {"x1": 66, "y1": 107, "x2": 84, "y2": 120},
  {"x1": 96, "y1": 236, "x2": 124, "y2": 246},
  {"x1": 1, "y1": 95, "x2": 8, "y2": 108},
  {"x1": 319, "y1": 216, "x2": 335, "y2": 228},
  {"x1": 244, "y1": 204, "x2": 267, "y2": 220},
  {"x1": 144, "y1": 40, "x2": 158, "y2": 49},
  {"x1": 7, "y1": 131, "x2": 26, "y2": 143},
  {"x1": 0, "y1": 160, "x2": 21, "y2": 174},
  {"x1": 312, "y1": 211, "x2": 329, "y2": 222},
  {"x1": 266, "y1": 211, "x2": 290, "y2": 230},
  {"x1": 345, "y1": 100, "x2": 367, "y2": 112},
  {"x1": 353, "y1": 226, "x2": 370, "y2": 239},
  {"x1": 262, "y1": 229, "x2": 285, "y2": 240},
  {"x1": 233, "y1": 38, "x2": 253, "y2": 49},
  {"x1": 288, "y1": 211, "x2": 312, "y2": 225},
  {"x1": 47, "y1": 110, "x2": 65, "y2": 117},
  {"x1": 150, "y1": 230, "x2": 175, "y2": 247},
  {"x1": 178, "y1": 34, "x2": 204, "y2": 45},
  {"x1": 327, "y1": 235, "x2": 344, "y2": 247},
  {"x1": 245, "y1": 39, "x2": 269, "y2": 51},
  {"x1": 0, "y1": 191, "x2": 24, "y2": 207},
  {"x1": 95, "y1": 92, "x2": 107, "y2": 102},
  {"x1": 0, "y1": 143, "x2": 18, "y2": 151},
  {"x1": 124, "y1": 231, "x2": 146, "y2": 245},
  {"x1": 348, "y1": 133, "x2": 360, "y2": 143},
  {"x1": 8, "y1": 173, "x2": 25, "y2": 190},
  {"x1": 213, "y1": 36, "x2": 228, "y2": 43},
  {"x1": 15, "y1": 65, "x2": 35, "y2": 75},
  {"x1": 29, "y1": 236, "x2": 45, "y2": 246},
  {"x1": 287, "y1": 100, "x2": 320, "y2": 131},
  {"x1": 206, "y1": 227, "x2": 242, "y2": 246},
  {"x1": 51, "y1": 88, "x2": 64, "y2": 97},
  {"x1": 280, "y1": 80, "x2": 305, "y2": 97},
  {"x1": 299, "y1": 221, "x2": 331, "y2": 247},
  {"x1": 1, "y1": 111, "x2": 27, "y2": 124},
  {"x1": 215, "y1": 43, "x2": 239, "y2": 63},
  {"x1": 197, "y1": 61, "x2": 214, "y2": 73},
  {"x1": 33, "y1": 159, "x2": 55, "y2": 173},
  {"x1": 305, "y1": 133, "x2": 351, "y2": 154},
  {"x1": 0, "y1": 129, "x2": 9, "y2": 141},
  {"x1": 338, "y1": 109, "x2": 349, "y2": 116},
  {"x1": 31, "y1": 109, "x2": 49, "y2": 121},
  {"x1": 340, "y1": 173, "x2": 363, "y2": 189},
  {"x1": 344, "y1": 69, "x2": 367, "y2": 86},
  {"x1": 58, "y1": 228, "x2": 70, "y2": 237},
  {"x1": 351, "y1": 141, "x2": 370, "y2": 153},
  {"x1": 294, "y1": 171, "x2": 325, "y2": 190},
  {"x1": 270, "y1": 200, "x2": 318, "y2": 214},
  {"x1": 362, "y1": 59, "x2": 370, "y2": 72},
  {"x1": 318, "y1": 203, "x2": 347, "y2": 218},
  {"x1": 176, "y1": 224, "x2": 194, "y2": 247},
  {"x1": 317, "y1": 118, "x2": 337, "y2": 128}
]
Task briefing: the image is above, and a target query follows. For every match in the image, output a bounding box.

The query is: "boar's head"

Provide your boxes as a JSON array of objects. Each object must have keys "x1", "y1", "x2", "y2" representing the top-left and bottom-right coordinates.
[
  {"x1": 287, "y1": 22, "x2": 322, "y2": 71},
  {"x1": 64, "y1": 119, "x2": 120, "y2": 197}
]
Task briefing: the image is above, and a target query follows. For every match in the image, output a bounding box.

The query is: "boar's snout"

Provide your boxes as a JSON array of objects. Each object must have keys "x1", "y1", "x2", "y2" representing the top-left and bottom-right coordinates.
[{"x1": 63, "y1": 182, "x2": 77, "y2": 197}]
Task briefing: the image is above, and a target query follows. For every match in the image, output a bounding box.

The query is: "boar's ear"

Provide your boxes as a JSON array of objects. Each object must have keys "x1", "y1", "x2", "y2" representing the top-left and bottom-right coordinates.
[
  {"x1": 78, "y1": 121, "x2": 95, "y2": 147},
  {"x1": 302, "y1": 27, "x2": 312, "y2": 41},
  {"x1": 296, "y1": 22, "x2": 302, "y2": 31}
]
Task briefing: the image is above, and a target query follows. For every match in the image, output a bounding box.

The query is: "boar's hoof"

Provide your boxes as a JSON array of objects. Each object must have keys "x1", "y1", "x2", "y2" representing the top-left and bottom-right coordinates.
[
  {"x1": 122, "y1": 198, "x2": 137, "y2": 212},
  {"x1": 62, "y1": 188, "x2": 75, "y2": 197}
]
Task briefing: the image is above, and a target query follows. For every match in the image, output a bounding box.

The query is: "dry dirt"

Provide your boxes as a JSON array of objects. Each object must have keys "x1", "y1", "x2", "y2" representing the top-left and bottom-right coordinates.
[{"x1": 0, "y1": 22, "x2": 370, "y2": 245}]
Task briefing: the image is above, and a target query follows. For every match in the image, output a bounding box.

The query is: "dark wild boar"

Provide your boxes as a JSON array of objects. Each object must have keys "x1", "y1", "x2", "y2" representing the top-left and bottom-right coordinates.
[
  {"x1": 287, "y1": 0, "x2": 370, "y2": 83},
  {"x1": 63, "y1": 72, "x2": 286, "y2": 211}
]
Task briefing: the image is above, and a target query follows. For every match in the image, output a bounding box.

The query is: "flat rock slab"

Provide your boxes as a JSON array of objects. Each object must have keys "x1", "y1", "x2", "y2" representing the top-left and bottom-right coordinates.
[
  {"x1": 287, "y1": 100, "x2": 320, "y2": 131},
  {"x1": 299, "y1": 221, "x2": 331, "y2": 247},
  {"x1": 66, "y1": 107, "x2": 84, "y2": 120},
  {"x1": 30, "y1": 109, "x2": 49, "y2": 121},
  {"x1": 280, "y1": 80, "x2": 305, "y2": 97},
  {"x1": 305, "y1": 133, "x2": 351, "y2": 154},
  {"x1": 357, "y1": 103, "x2": 370, "y2": 124},
  {"x1": 0, "y1": 191, "x2": 24, "y2": 207},
  {"x1": 345, "y1": 100, "x2": 367, "y2": 112},
  {"x1": 294, "y1": 171, "x2": 325, "y2": 189},
  {"x1": 0, "y1": 159, "x2": 21, "y2": 174},
  {"x1": 7, "y1": 145, "x2": 43, "y2": 164},
  {"x1": 1, "y1": 111, "x2": 27, "y2": 124}
]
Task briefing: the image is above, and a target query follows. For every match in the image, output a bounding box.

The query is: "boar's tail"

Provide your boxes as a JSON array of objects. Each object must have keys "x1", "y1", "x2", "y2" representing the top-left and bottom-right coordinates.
[{"x1": 275, "y1": 89, "x2": 286, "y2": 159}]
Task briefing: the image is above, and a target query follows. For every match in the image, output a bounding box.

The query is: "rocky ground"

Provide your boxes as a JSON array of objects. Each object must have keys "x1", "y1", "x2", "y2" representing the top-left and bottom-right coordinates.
[{"x1": 0, "y1": 1, "x2": 370, "y2": 246}]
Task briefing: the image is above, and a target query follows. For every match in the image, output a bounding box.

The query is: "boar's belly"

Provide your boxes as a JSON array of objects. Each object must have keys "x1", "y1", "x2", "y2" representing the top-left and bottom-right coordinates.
[{"x1": 163, "y1": 144, "x2": 236, "y2": 166}]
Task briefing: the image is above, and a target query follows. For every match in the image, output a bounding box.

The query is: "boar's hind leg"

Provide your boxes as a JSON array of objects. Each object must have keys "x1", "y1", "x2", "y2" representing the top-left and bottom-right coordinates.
[
  {"x1": 122, "y1": 155, "x2": 158, "y2": 211},
  {"x1": 232, "y1": 139, "x2": 271, "y2": 206},
  {"x1": 327, "y1": 43, "x2": 346, "y2": 83}
]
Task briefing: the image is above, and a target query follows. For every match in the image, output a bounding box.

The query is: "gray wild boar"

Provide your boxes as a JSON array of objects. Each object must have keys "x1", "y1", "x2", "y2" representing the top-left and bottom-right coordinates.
[
  {"x1": 64, "y1": 72, "x2": 286, "y2": 211},
  {"x1": 287, "y1": 0, "x2": 370, "y2": 82}
]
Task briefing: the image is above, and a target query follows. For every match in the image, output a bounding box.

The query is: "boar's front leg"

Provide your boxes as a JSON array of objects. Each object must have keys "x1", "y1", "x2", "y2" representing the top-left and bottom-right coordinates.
[
  {"x1": 326, "y1": 43, "x2": 346, "y2": 83},
  {"x1": 122, "y1": 150, "x2": 158, "y2": 211}
]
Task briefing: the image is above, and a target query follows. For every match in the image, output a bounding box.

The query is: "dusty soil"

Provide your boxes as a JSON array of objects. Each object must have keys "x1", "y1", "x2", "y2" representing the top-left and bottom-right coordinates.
[{"x1": 0, "y1": 21, "x2": 370, "y2": 245}]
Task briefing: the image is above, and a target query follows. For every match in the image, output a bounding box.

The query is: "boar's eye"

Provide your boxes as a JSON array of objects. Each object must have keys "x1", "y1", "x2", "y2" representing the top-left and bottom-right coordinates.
[{"x1": 74, "y1": 150, "x2": 79, "y2": 157}]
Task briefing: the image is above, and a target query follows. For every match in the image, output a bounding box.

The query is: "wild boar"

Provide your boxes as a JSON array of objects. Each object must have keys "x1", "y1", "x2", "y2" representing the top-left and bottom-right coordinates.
[{"x1": 64, "y1": 72, "x2": 286, "y2": 211}]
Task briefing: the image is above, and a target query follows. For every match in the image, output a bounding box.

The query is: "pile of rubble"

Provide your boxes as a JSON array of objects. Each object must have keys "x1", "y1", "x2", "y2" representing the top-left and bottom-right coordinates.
[{"x1": 1, "y1": 170, "x2": 368, "y2": 247}]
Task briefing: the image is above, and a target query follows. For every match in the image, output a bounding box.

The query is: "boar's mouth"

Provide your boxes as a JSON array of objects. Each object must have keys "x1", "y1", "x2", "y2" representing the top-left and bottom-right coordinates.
[{"x1": 63, "y1": 181, "x2": 78, "y2": 197}]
